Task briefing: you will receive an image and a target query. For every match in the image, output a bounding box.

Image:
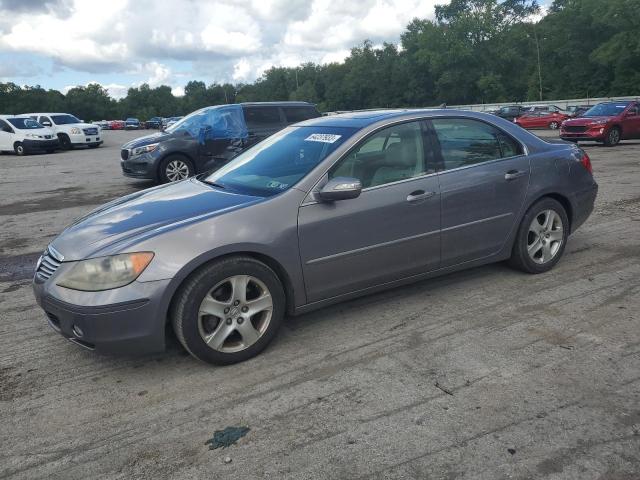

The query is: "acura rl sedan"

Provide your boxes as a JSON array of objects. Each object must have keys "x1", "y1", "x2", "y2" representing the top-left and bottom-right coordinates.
[{"x1": 33, "y1": 109, "x2": 598, "y2": 365}]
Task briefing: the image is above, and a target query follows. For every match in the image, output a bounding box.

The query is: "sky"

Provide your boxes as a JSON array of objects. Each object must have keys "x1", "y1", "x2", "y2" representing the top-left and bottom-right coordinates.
[{"x1": 0, "y1": 0, "x2": 551, "y2": 99}]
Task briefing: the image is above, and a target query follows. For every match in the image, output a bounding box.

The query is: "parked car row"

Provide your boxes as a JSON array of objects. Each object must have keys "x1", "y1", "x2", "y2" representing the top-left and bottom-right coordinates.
[{"x1": 0, "y1": 112, "x2": 102, "y2": 155}]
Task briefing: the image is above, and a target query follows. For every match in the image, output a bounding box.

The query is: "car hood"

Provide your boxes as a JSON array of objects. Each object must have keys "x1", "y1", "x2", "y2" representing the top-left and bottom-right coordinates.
[
  {"x1": 122, "y1": 131, "x2": 173, "y2": 149},
  {"x1": 50, "y1": 179, "x2": 263, "y2": 261},
  {"x1": 61, "y1": 122, "x2": 97, "y2": 130},
  {"x1": 563, "y1": 116, "x2": 612, "y2": 126}
]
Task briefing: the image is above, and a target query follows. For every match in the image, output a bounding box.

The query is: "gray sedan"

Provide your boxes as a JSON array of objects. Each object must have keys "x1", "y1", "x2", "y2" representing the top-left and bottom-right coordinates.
[{"x1": 33, "y1": 109, "x2": 598, "y2": 364}]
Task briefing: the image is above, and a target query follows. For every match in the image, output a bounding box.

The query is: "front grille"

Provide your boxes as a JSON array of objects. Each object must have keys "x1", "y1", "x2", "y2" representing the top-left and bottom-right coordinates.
[
  {"x1": 44, "y1": 135, "x2": 52, "y2": 139},
  {"x1": 121, "y1": 149, "x2": 130, "y2": 161},
  {"x1": 83, "y1": 127, "x2": 98, "y2": 135},
  {"x1": 564, "y1": 126, "x2": 587, "y2": 133},
  {"x1": 36, "y1": 247, "x2": 63, "y2": 281}
]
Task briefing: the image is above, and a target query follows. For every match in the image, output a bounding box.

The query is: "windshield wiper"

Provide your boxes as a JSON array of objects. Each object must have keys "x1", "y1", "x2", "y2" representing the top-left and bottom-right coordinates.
[{"x1": 201, "y1": 179, "x2": 226, "y2": 189}]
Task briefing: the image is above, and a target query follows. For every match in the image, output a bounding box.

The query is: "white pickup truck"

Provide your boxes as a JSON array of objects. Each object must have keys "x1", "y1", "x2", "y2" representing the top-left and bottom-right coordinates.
[{"x1": 25, "y1": 112, "x2": 103, "y2": 150}]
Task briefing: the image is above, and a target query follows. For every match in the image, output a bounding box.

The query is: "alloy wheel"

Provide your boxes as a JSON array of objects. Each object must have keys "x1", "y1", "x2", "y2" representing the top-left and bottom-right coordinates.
[
  {"x1": 527, "y1": 209, "x2": 563, "y2": 264},
  {"x1": 608, "y1": 129, "x2": 620, "y2": 145},
  {"x1": 165, "y1": 160, "x2": 190, "y2": 181},
  {"x1": 197, "y1": 275, "x2": 273, "y2": 353}
]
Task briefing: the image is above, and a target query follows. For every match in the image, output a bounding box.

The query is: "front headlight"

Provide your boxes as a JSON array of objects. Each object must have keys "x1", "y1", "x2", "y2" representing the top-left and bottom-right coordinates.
[
  {"x1": 132, "y1": 143, "x2": 159, "y2": 156},
  {"x1": 25, "y1": 133, "x2": 41, "y2": 138},
  {"x1": 592, "y1": 119, "x2": 608, "y2": 125},
  {"x1": 56, "y1": 252, "x2": 154, "y2": 291},
  {"x1": 70, "y1": 127, "x2": 82, "y2": 134}
]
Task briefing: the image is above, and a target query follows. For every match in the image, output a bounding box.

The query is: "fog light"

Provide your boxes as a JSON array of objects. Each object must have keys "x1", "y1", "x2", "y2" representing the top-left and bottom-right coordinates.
[{"x1": 72, "y1": 325, "x2": 84, "y2": 338}]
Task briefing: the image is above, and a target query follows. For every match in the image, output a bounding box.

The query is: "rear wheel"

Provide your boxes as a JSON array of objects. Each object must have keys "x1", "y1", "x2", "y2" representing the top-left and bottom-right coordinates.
[
  {"x1": 171, "y1": 256, "x2": 285, "y2": 365},
  {"x1": 14, "y1": 142, "x2": 25, "y2": 156},
  {"x1": 509, "y1": 198, "x2": 568, "y2": 274},
  {"x1": 58, "y1": 134, "x2": 72, "y2": 150},
  {"x1": 159, "y1": 155, "x2": 194, "y2": 183},
  {"x1": 604, "y1": 127, "x2": 621, "y2": 147}
]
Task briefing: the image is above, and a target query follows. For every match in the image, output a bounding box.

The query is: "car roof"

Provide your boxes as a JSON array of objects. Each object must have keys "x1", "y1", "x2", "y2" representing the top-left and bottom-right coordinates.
[
  {"x1": 0, "y1": 114, "x2": 34, "y2": 119},
  {"x1": 295, "y1": 108, "x2": 471, "y2": 128},
  {"x1": 22, "y1": 112, "x2": 76, "y2": 116},
  {"x1": 239, "y1": 101, "x2": 315, "y2": 107}
]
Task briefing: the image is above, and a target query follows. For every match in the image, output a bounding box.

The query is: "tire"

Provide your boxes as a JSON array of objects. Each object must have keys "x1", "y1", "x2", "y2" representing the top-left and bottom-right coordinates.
[
  {"x1": 509, "y1": 197, "x2": 569, "y2": 274},
  {"x1": 549, "y1": 121, "x2": 559, "y2": 130},
  {"x1": 604, "y1": 127, "x2": 621, "y2": 147},
  {"x1": 14, "y1": 142, "x2": 25, "y2": 156},
  {"x1": 158, "y1": 155, "x2": 194, "y2": 183},
  {"x1": 171, "y1": 256, "x2": 286, "y2": 365},
  {"x1": 58, "y1": 134, "x2": 72, "y2": 150}
]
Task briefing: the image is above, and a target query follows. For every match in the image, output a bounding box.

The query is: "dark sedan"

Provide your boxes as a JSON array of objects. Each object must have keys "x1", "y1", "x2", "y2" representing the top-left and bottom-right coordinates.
[{"x1": 34, "y1": 109, "x2": 597, "y2": 365}]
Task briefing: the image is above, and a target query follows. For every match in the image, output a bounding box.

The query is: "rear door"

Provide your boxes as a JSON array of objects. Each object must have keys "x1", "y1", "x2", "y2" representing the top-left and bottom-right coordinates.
[
  {"x1": 242, "y1": 106, "x2": 285, "y2": 148},
  {"x1": 623, "y1": 103, "x2": 640, "y2": 138},
  {"x1": 428, "y1": 117, "x2": 530, "y2": 267}
]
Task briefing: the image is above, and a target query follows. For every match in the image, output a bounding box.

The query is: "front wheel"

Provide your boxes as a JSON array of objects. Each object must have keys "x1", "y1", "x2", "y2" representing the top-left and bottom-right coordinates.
[
  {"x1": 58, "y1": 134, "x2": 72, "y2": 150},
  {"x1": 14, "y1": 142, "x2": 25, "y2": 156},
  {"x1": 509, "y1": 198, "x2": 569, "y2": 274},
  {"x1": 158, "y1": 155, "x2": 194, "y2": 183},
  {"x1": 171, "y1": 257, "x2": 286, "y2": 365},
  {"x1": 604, "y1": 127, "x2": 620, "y2": 147},
  {"x1": 549, "y1": 121, "x2": 559, "y2": 130}
]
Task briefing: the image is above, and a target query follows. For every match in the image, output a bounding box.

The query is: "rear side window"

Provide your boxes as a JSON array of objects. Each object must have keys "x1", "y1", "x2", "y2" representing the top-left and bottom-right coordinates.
[
  {"x1": 283, "y1": 106, "x2": 319, "y2": 123},
  {"x1": 431, "y1": 118, "x2": 523, "y2": 170},
  {"x1": 243, "y1": 107, "x2": 282, "y2": 130}
]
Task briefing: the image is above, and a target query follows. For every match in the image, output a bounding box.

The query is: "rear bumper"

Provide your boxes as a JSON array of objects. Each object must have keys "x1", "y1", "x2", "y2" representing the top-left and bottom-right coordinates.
[
  {"x1": 569, "y1": 182, "x2": 598, "y2": 233},
  {"x1": 23, "y1": 139, "x2": 60, "y2": 152},
  {"x1": 33, "y1": 278, "x2": 171, "y2": 355}
]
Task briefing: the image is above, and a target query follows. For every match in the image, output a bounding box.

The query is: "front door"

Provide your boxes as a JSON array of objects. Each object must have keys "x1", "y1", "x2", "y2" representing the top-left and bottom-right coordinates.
[
  {"x1": 429, "y1": 117, "x2": 530, "y2": 267},
  {"x1": 298, "y1": 120, "x2": 441, "y2": 303},
  {"x1": 0, "y1": 120, "x2": 14, "y2": 151},
  {"x1": 623, "y1": 103, "x2": 640, "y2": 138}
]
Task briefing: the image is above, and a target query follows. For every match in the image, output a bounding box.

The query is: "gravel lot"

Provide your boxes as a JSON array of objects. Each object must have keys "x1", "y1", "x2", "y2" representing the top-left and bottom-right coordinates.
[{"x1": 1, "y1": 128, "x2": 639, "y2": 479}]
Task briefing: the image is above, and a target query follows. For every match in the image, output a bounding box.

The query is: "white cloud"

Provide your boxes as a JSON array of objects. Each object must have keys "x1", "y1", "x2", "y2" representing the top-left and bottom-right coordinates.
[{"x1": 0, "y1": 0, "x2": 444, "y2": 95}]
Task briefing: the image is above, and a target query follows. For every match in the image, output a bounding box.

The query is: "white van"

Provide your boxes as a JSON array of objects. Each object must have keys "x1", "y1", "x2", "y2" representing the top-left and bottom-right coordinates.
[
  {"x1": 0, "y1": 115, "x2": 59, "y2": 155},
  {"x1": 24, "y1": 112, "x2": 102, "y2": 150}
]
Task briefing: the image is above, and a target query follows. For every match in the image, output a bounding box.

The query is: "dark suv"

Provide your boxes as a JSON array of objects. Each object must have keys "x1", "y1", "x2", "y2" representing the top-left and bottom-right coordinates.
[
  {"x1": 489, "y1": 105, "x2": 529, "y2": 121},
  {"x1": 121, "y1": 102, "x2": 321, "y2": 183}
]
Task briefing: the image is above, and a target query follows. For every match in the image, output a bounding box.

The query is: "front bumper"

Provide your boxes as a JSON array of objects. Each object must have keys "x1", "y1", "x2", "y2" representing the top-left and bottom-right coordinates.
[
  {"x1": 120, "y1": 152, "x2": 157, "y2": 180},
  {"x1": 560, "y1": 128, "x2": 606, "y2": 142},
  {"x1": 33, "y1": 276, "x2": 171, "y2": 355},
  {"x1": 23, "y1": 139, "x2": 60, "y2": 152},
  {"x1": 69, "y1": 133, "x2": 102, "y2": 146}
]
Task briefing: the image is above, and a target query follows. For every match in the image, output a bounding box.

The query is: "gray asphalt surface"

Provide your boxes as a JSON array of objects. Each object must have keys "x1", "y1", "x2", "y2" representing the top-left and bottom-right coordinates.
[{"x1": 1, "y1": 128, "x2": 639, "y2": 479}]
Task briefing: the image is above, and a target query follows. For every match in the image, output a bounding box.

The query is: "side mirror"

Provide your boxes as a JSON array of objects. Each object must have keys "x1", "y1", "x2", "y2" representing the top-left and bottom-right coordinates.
[
  {"x1": 41, "y1": 121, "x2": 51, "y2": 126},
  {"x1": 318, "y1": 177, "x2": 362, "y2": 202}
]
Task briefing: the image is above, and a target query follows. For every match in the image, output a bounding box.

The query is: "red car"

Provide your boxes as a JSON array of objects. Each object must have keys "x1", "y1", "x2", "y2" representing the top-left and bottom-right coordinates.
[
  {"x1": 109, "y1": 120, "x2": 125, "y2": 130},
  {"x1": 560, "y1": 101, "x2": 640, "y2": 146},
  {"x1": 514, "y1": 111, "x2": 569, "y2": 130}
]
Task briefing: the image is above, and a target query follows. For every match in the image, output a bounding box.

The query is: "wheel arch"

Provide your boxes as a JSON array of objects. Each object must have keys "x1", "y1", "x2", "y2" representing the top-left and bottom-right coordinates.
[
  {"x1": 161, "y1": 250, "x2": 297, "y2": 328},
  {"x1": 524, "y1": 192, "x2": 573, "y2": 232},
  {"x1": 157, "y1": 151, "x2": 196, "y2": 177}
]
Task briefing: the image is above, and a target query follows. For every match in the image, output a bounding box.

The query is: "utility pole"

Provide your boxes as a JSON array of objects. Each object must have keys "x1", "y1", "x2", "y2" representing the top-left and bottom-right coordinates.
[{"x1": 533, "y1": 24, "x2": 543, "y2": 101}]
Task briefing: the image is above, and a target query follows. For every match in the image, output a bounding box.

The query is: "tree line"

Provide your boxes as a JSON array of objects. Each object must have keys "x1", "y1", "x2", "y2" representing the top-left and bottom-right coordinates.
[{"x1": 1, "y1": 0, "x2": 638, "y2": 121}]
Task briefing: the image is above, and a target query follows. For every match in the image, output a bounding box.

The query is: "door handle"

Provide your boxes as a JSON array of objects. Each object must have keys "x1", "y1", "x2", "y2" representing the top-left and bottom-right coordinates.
[
  {"x1": 504, "y1": 170, "x2": 527, "y2": 181},
  {"x1": 406, "y1": 190, "x2": 435, "y2": 202}
]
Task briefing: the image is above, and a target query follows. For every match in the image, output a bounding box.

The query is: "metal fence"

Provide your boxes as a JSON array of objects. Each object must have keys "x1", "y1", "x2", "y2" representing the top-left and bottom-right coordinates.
[{"x1": 446, "y1": 96, "x2": 640, "y2": 112}]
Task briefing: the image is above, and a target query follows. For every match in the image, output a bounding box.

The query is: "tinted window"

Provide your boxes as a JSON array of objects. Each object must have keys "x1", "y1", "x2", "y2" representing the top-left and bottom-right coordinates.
[
  {"x1": 204, "y1": 126, "x2": 355, "y2": 197},
  {"x1": 432, "y1": 118, "x2": 522, "y2": 170},
  {"x1": 51, "y1": 114, "x2": 80, "y2": 125},
  {"x1": 243, "y1": 107, "x2": 282, "y2": 129},
  {"x1": 283, "y1": 106, "x2": 319, "y2": 123},
  {"x1": 330, "y1": 121, "x2": 430, "y2": 189},
  {"x1": 0, "y1": 120, "x2": 12, "y2": 132},
  {"x1": 38, "y1": 116, "x2": 51, "y2": 124},
  {"x1": 7, "y1": 118, "x2": 43, "y2": 129}
]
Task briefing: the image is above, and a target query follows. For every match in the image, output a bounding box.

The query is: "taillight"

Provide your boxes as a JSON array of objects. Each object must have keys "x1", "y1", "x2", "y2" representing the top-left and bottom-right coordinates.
[{"x1": 578, "y1": 149, "x2": 592, "y2": 174}]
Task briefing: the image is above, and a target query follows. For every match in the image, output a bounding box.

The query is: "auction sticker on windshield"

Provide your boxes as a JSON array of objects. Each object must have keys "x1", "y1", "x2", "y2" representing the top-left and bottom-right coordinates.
[{"x1": 305, "y1": 133, "x2": 342, "y2": 143}]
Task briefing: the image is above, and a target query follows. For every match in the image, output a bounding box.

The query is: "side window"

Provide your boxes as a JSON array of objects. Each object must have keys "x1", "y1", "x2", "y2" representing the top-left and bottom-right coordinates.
[
  {"x1": 283, "y1": 107, "x2": 319, "y2": 123},
  {"x1": 243, "y1": 107, "x2": 282, "y2": 130},
  {"x1": 39, "y1": 116, "x2": 51, "y2": 125},
  {"x1": 431, "y1": 118, "x2": 522, "y2": 170},
  {"x1": 0, "y1": 119, "x2": 12, "y2": 132},
  {"x1": 329, "y1": 121, "x2": 429, "y2": 189}
]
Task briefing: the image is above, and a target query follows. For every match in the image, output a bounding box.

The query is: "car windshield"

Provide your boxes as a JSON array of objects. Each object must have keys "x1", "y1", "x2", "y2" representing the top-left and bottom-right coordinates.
[
  {"x1": 51, "y1": 114, "x2": 81, "y2": 125},
  {"x1": 203, "y1": 126, "x2": 356, "y2": 197},
  {"x1": 583, "y1": 102, "x2": 630, "y2": 117},
  {"x1": 7, "y1": 118, "x2": 43, "y2": 129}
]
